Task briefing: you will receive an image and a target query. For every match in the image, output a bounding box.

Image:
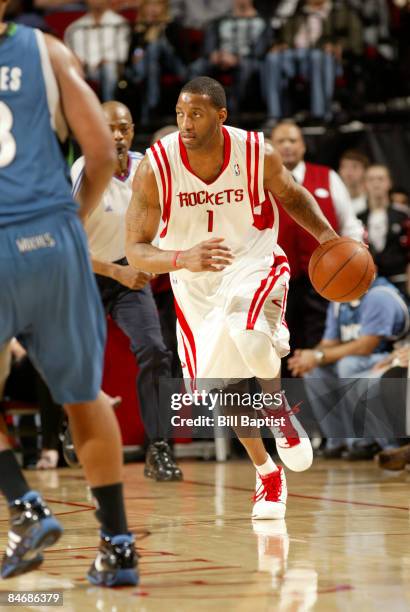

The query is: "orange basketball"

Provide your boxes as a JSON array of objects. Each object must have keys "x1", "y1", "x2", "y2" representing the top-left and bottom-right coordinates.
[{"x1": 308, "y1": 238, "x2": 375, "y2": 302}]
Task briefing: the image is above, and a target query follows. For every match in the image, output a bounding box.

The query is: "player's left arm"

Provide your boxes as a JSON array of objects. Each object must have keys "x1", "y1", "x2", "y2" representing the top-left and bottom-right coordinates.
[{"x1": 263, "y1": 141, "x2": 338, "y2": 244}]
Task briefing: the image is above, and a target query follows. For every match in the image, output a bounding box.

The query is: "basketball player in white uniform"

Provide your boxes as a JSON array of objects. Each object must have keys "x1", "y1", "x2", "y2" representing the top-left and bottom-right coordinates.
[
  {"x1": 126, "y1": 77, "x2": 341, "y2": 520},
  {"x1": 71, "y1": 101, "x2": 183, "y2": 482}
]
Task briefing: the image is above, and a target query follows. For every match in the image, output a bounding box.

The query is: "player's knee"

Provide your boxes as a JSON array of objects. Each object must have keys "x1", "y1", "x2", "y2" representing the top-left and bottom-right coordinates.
[{"x1": 230, "y1": 330, "x2": 281, "y2": 379}]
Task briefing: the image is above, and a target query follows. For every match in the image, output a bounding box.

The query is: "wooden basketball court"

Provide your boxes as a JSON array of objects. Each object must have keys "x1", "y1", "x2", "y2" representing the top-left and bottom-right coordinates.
[{"x1": 1, "y1": 459, "x2": 410, "y2": 611}]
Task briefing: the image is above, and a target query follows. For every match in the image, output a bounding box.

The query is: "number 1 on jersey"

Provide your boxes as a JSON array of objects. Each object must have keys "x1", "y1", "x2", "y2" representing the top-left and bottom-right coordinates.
[{"x1": 207, "y1": 210, "x2": 214, "y2": 232}]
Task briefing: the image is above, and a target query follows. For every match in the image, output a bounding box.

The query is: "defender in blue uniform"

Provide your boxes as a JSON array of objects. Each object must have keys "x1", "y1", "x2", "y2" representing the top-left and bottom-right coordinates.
[{"x1": 0, "y1": 8, "x2": 138, "y2": 587}]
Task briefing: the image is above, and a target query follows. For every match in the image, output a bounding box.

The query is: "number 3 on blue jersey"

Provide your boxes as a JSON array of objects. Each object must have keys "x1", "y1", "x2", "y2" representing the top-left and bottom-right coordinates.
[{"x1": 0, "y1": 101, "x2": 17, "y2": 168}]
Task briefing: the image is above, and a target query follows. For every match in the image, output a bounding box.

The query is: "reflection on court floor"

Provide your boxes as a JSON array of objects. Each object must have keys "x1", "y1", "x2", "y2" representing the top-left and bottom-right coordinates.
[{"x1": 1, "y1": 460, "x2": 410, "y2": 611}]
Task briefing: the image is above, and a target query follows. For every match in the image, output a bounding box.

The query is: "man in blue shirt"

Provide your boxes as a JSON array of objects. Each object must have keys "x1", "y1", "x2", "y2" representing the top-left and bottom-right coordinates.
[{"x1": 288, "y1": 277, "x2": 409, "y2": 458}]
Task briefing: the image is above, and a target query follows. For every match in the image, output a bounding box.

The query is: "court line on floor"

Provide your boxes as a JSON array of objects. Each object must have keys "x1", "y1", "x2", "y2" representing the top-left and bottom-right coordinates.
[
  {"x1": 45, "y1": 498, "x2": 95, "y2": 510},
  {"x1": 183, "y1": 479, "x2": 409, "y2": 511}
]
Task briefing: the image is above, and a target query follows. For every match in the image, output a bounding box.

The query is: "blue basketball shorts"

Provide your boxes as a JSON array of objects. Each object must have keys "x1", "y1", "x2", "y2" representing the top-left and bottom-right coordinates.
[{"x1": 0, "y1": 209, "x2": 106, "y2": 404}]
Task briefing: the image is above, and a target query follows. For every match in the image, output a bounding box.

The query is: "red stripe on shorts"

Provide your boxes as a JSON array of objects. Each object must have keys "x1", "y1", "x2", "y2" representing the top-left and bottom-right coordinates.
[
  {"x1": 174, "y1": 298, "x2": 197, "y2": 380},
  {"x1": 246, "y1": 255, "x2": 289, "y2": 330}
]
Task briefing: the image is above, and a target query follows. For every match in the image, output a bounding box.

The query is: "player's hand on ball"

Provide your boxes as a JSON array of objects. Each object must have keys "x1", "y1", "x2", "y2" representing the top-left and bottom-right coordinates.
[
  {"x1": 114, "y1": 265, "x2": 152, "y2": 290},
  {"x1": 179, "y1": 238, "x2": 234, "y2": 272}
]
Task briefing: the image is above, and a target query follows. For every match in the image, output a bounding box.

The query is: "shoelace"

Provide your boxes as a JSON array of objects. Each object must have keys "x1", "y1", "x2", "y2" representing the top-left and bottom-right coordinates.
[
  {"x1": 253, "y1": 469, "x2": 282, "y2": 503},
  {"x1": 263, "y1": 398, "x2": 303, "y2": 446}
]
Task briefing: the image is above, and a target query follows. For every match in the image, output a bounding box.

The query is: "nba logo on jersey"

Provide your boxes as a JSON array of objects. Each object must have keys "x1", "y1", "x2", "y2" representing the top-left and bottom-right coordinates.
[{"x1": 234, "y1": 163, "x2": 240, "y2": 176}]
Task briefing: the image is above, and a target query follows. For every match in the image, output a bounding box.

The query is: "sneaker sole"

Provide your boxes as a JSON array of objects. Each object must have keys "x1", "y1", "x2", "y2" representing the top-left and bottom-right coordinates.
[
  {"x1": 1, "y1": 518, "x2": 63, "y2": 579},
  {"x1": 144, "y1": 468, "x2": 175, "y2": 481},
  {"x1": 276, "y1": 437, "x2": 313, "y2": 472},
  {"x1": 87, "y1": 568, "x2": 139, "y2": 587},
  {"x1": 252, "y1": 506, "x2": 287, "y2": 520}
]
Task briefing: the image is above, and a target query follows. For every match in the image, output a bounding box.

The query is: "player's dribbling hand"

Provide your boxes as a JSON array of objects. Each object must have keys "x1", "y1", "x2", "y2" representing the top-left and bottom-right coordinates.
[
  {"x1": 178, "y1": 238, "x2": 234, "y2": 272},
  {"x1": 114, "y1": 265, "x2": 152, "y2": 290}
]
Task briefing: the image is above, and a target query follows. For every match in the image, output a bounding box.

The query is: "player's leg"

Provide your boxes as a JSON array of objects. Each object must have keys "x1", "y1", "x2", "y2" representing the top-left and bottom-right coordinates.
[
  {"x1": 219, "y1": 379, "x2": 287, "y2": 520},
  {"x1": 110, "y1": 283, "x2": 183, "y2": 481},
  {"x1": 0, "y1": 262, "x2": 64, "y2": 579},
  {"x1": 228, "y1": 257, "x2": 313, "y2": 473},
  {"x1": 64, "y1": 393, "x2": 138, "y2": 586},
  {"x1": 10, "y1": 211, "x2": 137, "y2": 585},
  {"x1": 0, "y1": 422, "x2": 63, "y2": 579}
]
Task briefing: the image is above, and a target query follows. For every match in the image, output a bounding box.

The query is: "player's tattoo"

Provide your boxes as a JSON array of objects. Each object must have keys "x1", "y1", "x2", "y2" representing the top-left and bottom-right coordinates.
[
  {"x1": 126, "y1": 189, "x2": 150, "y2": 239},
  {"x1": 280, "y1": 182, "x2": 325, "y2": 229}
]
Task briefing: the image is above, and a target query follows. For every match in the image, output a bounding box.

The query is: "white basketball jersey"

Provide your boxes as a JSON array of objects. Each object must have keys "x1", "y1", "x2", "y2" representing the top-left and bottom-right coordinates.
[
  {"x1": 71, "y1": 151, "x2": 143, "y2": 262},
  {"x1": 147, "y1": 126, "x2": 279, "y2": 279}
]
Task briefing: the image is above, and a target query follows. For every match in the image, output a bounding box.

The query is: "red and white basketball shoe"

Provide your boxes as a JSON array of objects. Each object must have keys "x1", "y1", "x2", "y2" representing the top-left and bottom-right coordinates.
[
  {"x1": 263, "y1": 393, "x2": 313, "y2": 472},
  {"x1": 252, "y1": 465, "x2": 287, "y2": 520}
]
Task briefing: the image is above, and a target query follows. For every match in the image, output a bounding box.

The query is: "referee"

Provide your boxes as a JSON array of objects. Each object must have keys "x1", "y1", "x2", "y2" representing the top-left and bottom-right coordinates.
[{"x1": 71, "y1": 101, "x2": 182, "y2": 481}]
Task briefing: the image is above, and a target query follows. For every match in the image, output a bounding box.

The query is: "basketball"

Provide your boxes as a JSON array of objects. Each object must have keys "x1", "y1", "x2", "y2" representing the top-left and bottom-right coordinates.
[{"x1": 308, "y1": 237, "x2": 375, "y2": 302}]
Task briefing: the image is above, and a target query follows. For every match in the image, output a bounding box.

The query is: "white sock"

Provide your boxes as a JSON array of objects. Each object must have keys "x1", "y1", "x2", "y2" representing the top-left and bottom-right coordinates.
[{"x1": 254, "y1": 454, "x2": 278, "y2": 475}]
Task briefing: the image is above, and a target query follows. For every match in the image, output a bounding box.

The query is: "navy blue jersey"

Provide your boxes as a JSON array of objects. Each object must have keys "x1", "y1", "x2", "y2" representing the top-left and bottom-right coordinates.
[{"x1": 0, "y1": 24, "x2": 77, "y2": 225}]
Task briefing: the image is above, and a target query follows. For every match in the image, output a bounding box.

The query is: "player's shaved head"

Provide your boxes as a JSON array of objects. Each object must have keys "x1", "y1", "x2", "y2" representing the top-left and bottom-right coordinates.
[{"x1": 102, "y1": 101, "x2": 133, "y2": 124}]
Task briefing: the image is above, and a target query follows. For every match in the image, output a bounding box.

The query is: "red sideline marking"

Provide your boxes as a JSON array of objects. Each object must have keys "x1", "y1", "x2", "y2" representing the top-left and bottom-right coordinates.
[
  {"x1": 318, "y1": 584, "x2": 354, "y2": 594},
  {"x1": 183, "y1": 480, "x2": 410, "y2": 511},
  {"x1": 143, "y1": 565, "x2": 240, "y2": 577},
  {"x1": 45, "y1": 498, "x2": 95, "y2": 510}
]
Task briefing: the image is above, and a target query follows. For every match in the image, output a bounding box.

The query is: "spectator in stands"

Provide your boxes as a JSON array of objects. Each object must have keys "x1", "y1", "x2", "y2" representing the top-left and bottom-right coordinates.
[
  {"x1": 264, "y1": 0, "x2": 300, "y2": 22},
  {"x1": 64, "y1": 0, "x2": 130, "y2": 101},
  {"x1": 125, "y1": 0, "x2": 186, "y2": 124},
  {"x1": 169, "y1": 0, "x2": 232, "y2": 29},
  {"x1": 390, "y1": 186, "x2": 409, "y2": 209},
  {"x1": 271, "y1": 120, "x2": 363, "y2": 353},
  {"x1": 348, "y1": 0, "x2": 394, "y2": 60},
  {"x1": 6, "y1": 0, "x2": 49, "y2": 30},
  {"x1": 338, "y1": 149, "x2": 370, "y2": 216},
  {"x1": 359, "y1": 164, "x2": 409, "y2": 297},
  {"x1": 189, "y1": 0, "x2": 271, "y2": 113},
  {"x1": 288, "y1": 275, "x2": 409, "y2": 459},
  {"x1": 374, "y1": 344, "x2": 410, "y2": 471},
  {"x1": 263, "y1": 0, "x2": 363, "y2": 122}
]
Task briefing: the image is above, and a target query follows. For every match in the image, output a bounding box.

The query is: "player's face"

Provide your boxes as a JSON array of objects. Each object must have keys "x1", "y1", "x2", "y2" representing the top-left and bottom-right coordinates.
[
  {"x1": 176, "y1": 93, "x2": 227, "y2": 150},
  {"x1": 365, "y1": 167, "x2": 392, "y2": 200},
  {"x1": 104, "y1": 109, "x2": 134, "y2": 160},
  {"x1": 339, "y1": 159, "x2": 366, "y2": 189},
  {"x1": 271, "y1": 125, "x2": 306, "y2": 170}
]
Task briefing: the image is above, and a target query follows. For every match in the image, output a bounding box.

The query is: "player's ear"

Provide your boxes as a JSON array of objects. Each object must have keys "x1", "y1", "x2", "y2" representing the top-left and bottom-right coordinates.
[{"x1": 218, "y1": 107, "x2": 228, "y2": 125}]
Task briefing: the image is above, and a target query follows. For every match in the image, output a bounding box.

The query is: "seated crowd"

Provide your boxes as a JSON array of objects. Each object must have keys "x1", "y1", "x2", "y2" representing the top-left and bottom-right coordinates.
[{"x1": 5, "y1": 0, "x2": 410, "y2": 125}]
